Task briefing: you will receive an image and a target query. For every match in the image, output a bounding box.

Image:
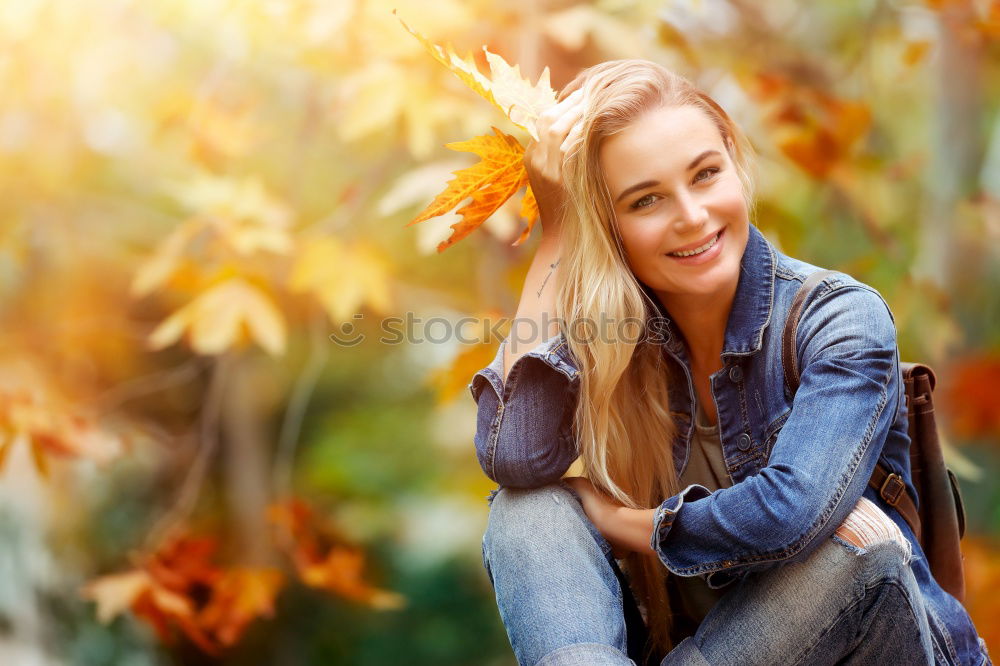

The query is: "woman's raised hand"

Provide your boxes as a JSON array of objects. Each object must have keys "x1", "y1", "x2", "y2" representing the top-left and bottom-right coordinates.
[{"x1": 523, "y1": 86, "x2": 586, "y2": 241}]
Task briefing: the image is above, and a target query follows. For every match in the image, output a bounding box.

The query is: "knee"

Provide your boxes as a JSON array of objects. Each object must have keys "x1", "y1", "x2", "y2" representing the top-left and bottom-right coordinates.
[
  {"x1": 486, "y1": 483, "x2": 579, "y2": 535},
  {"x1": 834, "y1": 496, "x2": 913, "y2": 568},
  {"x1": 483, "y1": 482, "x2": 599, "y2": 554}
]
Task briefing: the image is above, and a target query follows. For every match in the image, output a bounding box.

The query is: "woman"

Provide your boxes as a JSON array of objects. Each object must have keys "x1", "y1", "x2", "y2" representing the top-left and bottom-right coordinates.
[{"x1": 469, "y1": 60, "x2": 990, "y2": 665}]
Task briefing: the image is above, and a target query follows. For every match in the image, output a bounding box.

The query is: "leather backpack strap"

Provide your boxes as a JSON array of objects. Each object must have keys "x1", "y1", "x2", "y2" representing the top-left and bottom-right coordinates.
[
  {"x1": 781, "y1": 270, "x2": 922, "y2": 539},
  {"x1": 868, "y1": 463, "x2": 921, "y2": 540},
  {"x1": 781, "y1": 270, "x2": 837, "y2": 395}
]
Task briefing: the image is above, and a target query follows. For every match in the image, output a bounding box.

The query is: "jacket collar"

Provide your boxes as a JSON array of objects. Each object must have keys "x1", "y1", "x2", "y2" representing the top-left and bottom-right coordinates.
[
  {"x1": 642, "y1": 224, "x2": 775, "y2": 359},
  {"x1": 721, "y1": 224, "x2": 775, "y2": 357}
]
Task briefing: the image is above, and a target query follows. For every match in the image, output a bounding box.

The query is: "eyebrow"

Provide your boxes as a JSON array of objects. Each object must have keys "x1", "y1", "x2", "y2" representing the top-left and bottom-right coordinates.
[{"x1": 613, "y1": 149, "x2": 722, "y2": 203}]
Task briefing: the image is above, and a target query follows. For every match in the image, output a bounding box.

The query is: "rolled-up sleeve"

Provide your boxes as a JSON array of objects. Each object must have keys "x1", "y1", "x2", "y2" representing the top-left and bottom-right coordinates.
[
  {"x1": 650, "y1": 285, "x2": 903, "y2": 588},
  {"x1": 468, "y1": 333, "x2": 581, "y2": 488}
]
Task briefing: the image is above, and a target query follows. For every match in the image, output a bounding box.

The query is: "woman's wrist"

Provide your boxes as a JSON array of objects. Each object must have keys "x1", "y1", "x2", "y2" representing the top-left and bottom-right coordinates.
[{"x1": 601, "y1": 506, "x2": 658, "y2": 556}]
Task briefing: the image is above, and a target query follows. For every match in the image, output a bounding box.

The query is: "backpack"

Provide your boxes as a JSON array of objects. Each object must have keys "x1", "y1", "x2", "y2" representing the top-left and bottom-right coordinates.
[{"x1": 782, "y1": 270, "x2": 968, "y2": 603}]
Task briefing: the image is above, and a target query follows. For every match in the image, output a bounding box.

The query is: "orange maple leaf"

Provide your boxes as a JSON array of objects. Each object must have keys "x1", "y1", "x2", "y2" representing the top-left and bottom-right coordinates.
[
  {"x1": 406, "y1": 127, "x2": 536, "y2": 252},
  {"x1": 267, "y1": 498, "x2": 406, "y2": 610},
  {"x1": 81, "y1": 533, "x2": 285, "y2": 654},
  {"x1": 199, "y1": 567, "x2": 284, "y2": 647}
]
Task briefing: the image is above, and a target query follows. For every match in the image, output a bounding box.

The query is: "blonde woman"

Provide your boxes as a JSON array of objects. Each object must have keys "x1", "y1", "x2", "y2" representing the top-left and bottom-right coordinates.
[{"x1": 469, "y1": 60, "x2": 990, "y2": 666}]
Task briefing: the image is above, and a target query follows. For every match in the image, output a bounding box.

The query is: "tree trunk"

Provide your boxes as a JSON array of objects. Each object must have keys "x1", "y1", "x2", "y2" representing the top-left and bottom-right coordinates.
[{"x1": 221, "y1": 354, "x2": 277, "y2": 566}]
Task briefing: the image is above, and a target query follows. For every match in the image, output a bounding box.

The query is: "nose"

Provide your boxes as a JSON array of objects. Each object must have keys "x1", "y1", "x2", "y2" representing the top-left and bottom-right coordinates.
[{"x1": 672, "y1": 189, "x2": 708, "y2": 234}]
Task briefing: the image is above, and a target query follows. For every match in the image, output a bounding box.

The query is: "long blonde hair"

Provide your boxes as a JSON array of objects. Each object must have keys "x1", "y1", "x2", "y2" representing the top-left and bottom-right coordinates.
[{"x1": 554, "y1": 59, "x2": 757, "y2": 660}]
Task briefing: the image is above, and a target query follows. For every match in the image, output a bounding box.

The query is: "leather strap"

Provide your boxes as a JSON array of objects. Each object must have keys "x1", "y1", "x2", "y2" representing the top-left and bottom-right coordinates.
[
  {"x1": 782, "y1": 269, "x2": 922, "y2": 541},
  {"x1": 867, "y1": 462, "x2": 921, "y2": 540},
  {"x1": 782, "y1": 270, "x2": 837, "y2": 395}
]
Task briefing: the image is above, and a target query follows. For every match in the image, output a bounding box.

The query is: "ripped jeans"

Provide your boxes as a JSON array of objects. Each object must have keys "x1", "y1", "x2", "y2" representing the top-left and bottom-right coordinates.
[{"x1": 481, "y1": 480, "x2": 941, "y2": 666}]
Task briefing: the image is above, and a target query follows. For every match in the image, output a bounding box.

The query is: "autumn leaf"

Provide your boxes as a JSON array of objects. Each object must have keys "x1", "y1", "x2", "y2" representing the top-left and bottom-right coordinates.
[
  {"x1": 517, "y1": 185, "x2": 540, "y2": 246},
  {"x1": 82, "y1": 533, "x2": 285, "y2": 654},
  {"x1": 395, "y1": 11, "x2": 556, "y2": 140},
  {"x1": 82, "y1": 536, "x2": 219, "y2": 654},
  {"x1": 199, "y1": 567, "x2": 285, "y2": 647},
  {"x1": 481, "y1": 50, "x2": 555, "y2": 140},
  {"x1": 81, "y1": 569, "x2": 154, "y2": 624},
  {"x1": 0, "y1": 390, "x2": 124, "y2": 477},
  {"x1": 298, "y1": 545, "x2": 405, "y2": 610},
  {"x1": 395, "y1": 11, "x2": 495, "y2": 112},
  {"x1": 169, "y1": 173, "x2": 294, "y2": 257},
  {"x1": 744, "y1": 72, "x2": 872, "y2": 179},
  {"x1": 395, "y1": 16, "x2": 557, "y2": 248},
  {"x1": 428, "y1": 340, "x2": 499, "y2": 403},
  {"x1": 406, "y1": 127, "x2": 532, "y2": 252},
  {"x1": 267, "y1": 498, "x2": 406, "y2": 610},
  {"x1": 148, "y1": 277, "x2": 287, "y2": 356},
  {"x1": 288, "y1": 237, "x2": 392, "y2": 323},
  {"x1": 773, "y1": 96, "x2": 871, "y2": 179}
]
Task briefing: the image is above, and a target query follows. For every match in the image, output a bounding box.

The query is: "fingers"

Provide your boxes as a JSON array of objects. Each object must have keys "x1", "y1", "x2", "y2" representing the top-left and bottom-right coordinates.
[
  {"x1": 557, "y1": 71, "x2": 588, "y2": 103},
  {"x1": 537, "y1": 88, "x2": 583, "y2": 135},
  {"x1": 534, "y1": 89, "x2": 585, "y2": 179}
]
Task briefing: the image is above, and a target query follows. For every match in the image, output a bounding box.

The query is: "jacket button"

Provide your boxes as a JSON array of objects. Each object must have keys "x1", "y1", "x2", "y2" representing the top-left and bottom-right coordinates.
[
  {"x1": 729, "y1": 365, "x2": 743, "y2": 383},
  {"x1": 737, "y1": 433, "x2": 752, "y2": 450}
]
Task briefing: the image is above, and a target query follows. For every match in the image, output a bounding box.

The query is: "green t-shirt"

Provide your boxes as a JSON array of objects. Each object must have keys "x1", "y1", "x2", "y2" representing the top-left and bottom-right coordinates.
[{"x1": 671, "y1": 401, "x2": 734, "y2": 626}]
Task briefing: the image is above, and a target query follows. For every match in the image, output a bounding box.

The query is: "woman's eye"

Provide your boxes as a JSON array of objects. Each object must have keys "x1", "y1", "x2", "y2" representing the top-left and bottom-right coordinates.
[
  {"x1": 630, "y1": 194, "x2": 657, "y2": 210},
  {"x1": 696, "y1": 166, "x2": 720, "y2": 182}
]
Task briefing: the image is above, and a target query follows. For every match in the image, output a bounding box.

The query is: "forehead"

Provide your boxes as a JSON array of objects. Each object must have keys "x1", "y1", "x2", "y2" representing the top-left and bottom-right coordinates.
[{"x1": 599, "y1": 104, "x2": 725, "y2": 186}]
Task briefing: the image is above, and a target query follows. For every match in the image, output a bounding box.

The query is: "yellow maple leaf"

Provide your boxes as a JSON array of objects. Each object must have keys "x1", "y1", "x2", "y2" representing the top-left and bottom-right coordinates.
[
  {"x1": 395, "y1": 11, "x2": 556, "y2": 140},
  {"x1": 148, "y1": 278, "x2": 287, "y2": 356},
  {"x1": 394, "y1": 11, "x2": 495, "y2": 110},
  {"x1": 288, "y1": 237, "x2": 392, "y2": 323},
  {"x1": 406, "y1": 127, "x2": 531, "y2": 252},
  {"x1": 482, "y1": 50, "x2": 554, "y2": 141},
  {"x1": 170, "y1": 173, "x2": 294, "y2": 256}
]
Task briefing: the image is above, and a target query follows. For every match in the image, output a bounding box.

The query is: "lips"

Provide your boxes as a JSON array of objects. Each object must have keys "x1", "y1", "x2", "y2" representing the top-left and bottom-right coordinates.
[{"x1": 667, "y1": 229, "x2": 723, "y2": 257}]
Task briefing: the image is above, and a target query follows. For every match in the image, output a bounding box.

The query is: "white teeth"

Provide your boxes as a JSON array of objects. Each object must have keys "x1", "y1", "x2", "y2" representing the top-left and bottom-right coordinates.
[{"x1": 669, "y1": 232, "x2": 719, "y2": 257}]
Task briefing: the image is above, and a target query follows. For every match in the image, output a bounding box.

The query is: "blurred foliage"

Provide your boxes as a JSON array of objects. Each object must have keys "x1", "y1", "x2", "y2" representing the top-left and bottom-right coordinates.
[{"x1": 0, "y1": 0, "x2": 997, "y2": 663}]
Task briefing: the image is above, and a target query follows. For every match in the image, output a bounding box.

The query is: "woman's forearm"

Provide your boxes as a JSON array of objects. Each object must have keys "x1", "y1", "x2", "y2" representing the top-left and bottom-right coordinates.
[
  {"x1": 502, "y1": 235, "x2": 562, "y2": 382},
  {"x1": 602, "y1": 506, "x2": 658, "y2": 556}
]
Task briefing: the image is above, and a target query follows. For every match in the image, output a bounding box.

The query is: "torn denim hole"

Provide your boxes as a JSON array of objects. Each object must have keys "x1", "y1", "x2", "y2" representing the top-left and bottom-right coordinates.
[{"x1": 834, "y1": 496, "x2": 913, "y2": 566}]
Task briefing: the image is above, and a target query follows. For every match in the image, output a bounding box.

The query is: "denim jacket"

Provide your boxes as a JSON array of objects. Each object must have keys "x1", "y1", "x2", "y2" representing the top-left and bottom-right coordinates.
[{"x1": 469, "y1": 225, "x2": 987, "y2": 665}]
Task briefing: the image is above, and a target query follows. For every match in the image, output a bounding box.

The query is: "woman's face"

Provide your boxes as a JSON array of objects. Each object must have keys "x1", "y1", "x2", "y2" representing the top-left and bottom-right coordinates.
[{"x1": 599, "y1": 104, "x2": 750, "y2": 305}]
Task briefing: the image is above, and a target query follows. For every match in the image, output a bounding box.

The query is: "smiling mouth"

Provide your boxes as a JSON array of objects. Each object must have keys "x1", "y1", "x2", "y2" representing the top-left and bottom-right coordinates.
[{"x1": 667, "y1": 230, "x2": 722, "y2": 257}]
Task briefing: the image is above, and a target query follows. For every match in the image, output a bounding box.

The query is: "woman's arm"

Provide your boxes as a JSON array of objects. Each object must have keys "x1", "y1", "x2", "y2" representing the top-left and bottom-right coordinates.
[
  {"x1": 647, "y1": 283, "x2": 906, "y2": 585},
  {"x1": 501, "y1": 87, "x2": 584, "y2": 378},
  {"x1": 466, "y1": 87, "x2": 586, "y2": 488}
]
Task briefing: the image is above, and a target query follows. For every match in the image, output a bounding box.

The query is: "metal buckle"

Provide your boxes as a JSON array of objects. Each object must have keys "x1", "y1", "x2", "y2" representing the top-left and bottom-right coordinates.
[{"x1": 880, "y1": 473, "x2": 905, "y2": 506}]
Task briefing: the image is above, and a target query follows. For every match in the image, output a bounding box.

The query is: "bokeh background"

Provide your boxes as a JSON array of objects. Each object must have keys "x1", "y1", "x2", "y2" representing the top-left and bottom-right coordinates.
[{"x1": 0, "y1": 0, "x2": 997, "y2": 664}]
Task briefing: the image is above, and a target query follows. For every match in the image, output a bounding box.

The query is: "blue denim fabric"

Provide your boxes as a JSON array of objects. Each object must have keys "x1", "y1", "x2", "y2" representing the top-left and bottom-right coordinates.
[
  {"x1": 483, "y1": 481, "x2": 942, "y2": 666},
  {"x1": 469, "y1": 225, "x2": 991, "y2": 665}
]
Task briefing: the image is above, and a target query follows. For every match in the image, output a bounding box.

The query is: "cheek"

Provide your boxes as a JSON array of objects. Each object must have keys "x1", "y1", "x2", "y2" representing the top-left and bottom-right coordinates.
[{"x1": 619, "y1": 226, "x2": 660, "y2": 265}]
